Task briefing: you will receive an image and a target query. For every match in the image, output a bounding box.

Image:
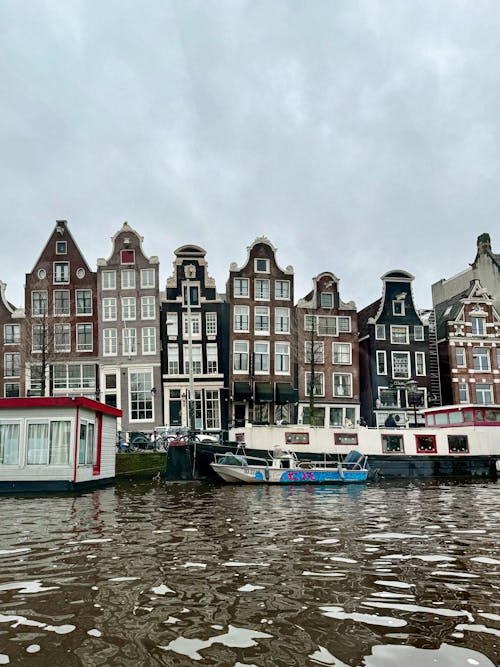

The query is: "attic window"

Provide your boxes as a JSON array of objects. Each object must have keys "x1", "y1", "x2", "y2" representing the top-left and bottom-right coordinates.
[
  {"x1": 255, "y1": 258, "x2": 269, "y2": 273},
  {"x1": 121, "y1": 249, "x2": 135, "y2": 265},
  {"x1": 320, "y1": 293, "x2": 333, "y2": 308},
  {"x1": 56, "y1": 241, "x2": 67, "y2": 254},
  {"x1": 393, "y1": 301, "x2": 405, "y2": 316}
]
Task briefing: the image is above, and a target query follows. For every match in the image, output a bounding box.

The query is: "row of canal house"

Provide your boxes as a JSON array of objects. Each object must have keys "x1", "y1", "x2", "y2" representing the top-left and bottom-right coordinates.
[{"x1": 1, "y1": 222, "x2": 499, "y2": 440}]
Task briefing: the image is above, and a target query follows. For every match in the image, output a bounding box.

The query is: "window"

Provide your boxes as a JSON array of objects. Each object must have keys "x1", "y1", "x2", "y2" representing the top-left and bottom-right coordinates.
[
  {"x1": 54, "y1": 323, "x2": 70, "y2": 352},
  {"x1": 392, "y1": 352, "x2": 410, "y2": 379},
  {"x1": 455, "y1": 347, "x2": 466, "y2": 367},
  {"x1": 27, "y1": 421, "x2": 72, "y2": 465},
  {"x1": 0, "y1": 422, "x2": 20, "y2": 464},
  {"x1": 275, "y1": 280, "x2": 290, "y2": 299},
  {"x1": 329, "y1": 408, "x2": 343, "y2": 426},
  {"x1": 121, "y1": 270, "x2": 136, "y2": 289},
  {"x1": 304, "y1": 314, "x2": 316, "y2": 332},
  {"x1": 102, "y1": 270, "x2": 116, "y2": 290},
  {"x1": 303, "y1": 406, "x2": 325, "y2": 426},
  {"x1": 29, "y1": 364, "x2": 43, "y2": 393},
  {"x1": 32, "y1": 325, "x2": 47, "y2": 353},
  {"x1": 448, "y1": 435, "x2": 468, "y2": 453},
  {"x1": 129, "y1": 371, "x2": 153, "y2": 421},
  {"x1": 234, "y1": 305, "x2": 249, "y2": 332},
  {"x1": 123, "y1": 328, "x2": 137, "y2": 355},
  {"x1": 305, "y1": 341, "x2": 324, "y2": 364},
  {"x1": 53, "y1": 290, "x2": 70, "y2": 315},
  {"x1": 333, "y1": 373, "x2": 352, "y2": 397},
  {"x1": 103, "y1": 328, "x2": 117, "y2": 356},
  {"x1": 275, "y1": 307, "x2": 290, "y2": 333},
  {"x1": 254, "y1": 341, "x2": 269, "y2": 373},
  {"x1": 415, "y1": 351, "x2": 426, "y2": 376},
  {"x1": 382, "y1": 434, "x2": 404, "y2": 453},
  {"x1": 255, "y1": 306, "x2": 270, "y2": 334},
  {"x1": 376, "y1": 351, "x2": 387, "y2": 375},
  {"x1": 76, "y1": 289, "x2": 92, "y2": 315},
  {"x1": 207, "y1": 344, "x2": 218, "y2": 373},
  {"x1": 183, "y1": 313, "x2": 201, "y2": 337},
  {"x1": 4, "y1": 324, "x2": 20, "y2": 344},
  {"x1": 140, "y1": 269, "x2": 155, "y2": 288},
  {"x1": 472, "y1": 347, "x2": 490, "y2": 371},
  {"x1": 77, "y1": 324, "x2": 93, "y2": 352},
  {"x1": 255, "y1": 279, "x2": 270, "y2": 300},
  {"x1": 32, "y1": 291, "x2": 48, "y2": 316},
  {"x1": 53, "y1": 262, "x2": 69, "y2": 284},
  {"x1": 305, "y1": 371, "x2": 324, "y2": 396},
  {"x1": 391, "y1": 326, "x2": 409, "y2": 344},
  {"x1": 184, "y1": 345, "x2": 202, "y2": 374},
  {"x1": 458, "y1": 382, "x2": 468, "y2": 403},
  {"x1": 78, "y1": 421, "x2": 96, "y2": 465},
  {"x1": 393, "y1": 300, "x2": 405, "y2": 316},
  {"x1": 255, "y1": 258, "x2": 269, "y2": 273},
  {"x1": 120, "y1": 249, "x2": 135, "y2": 264},
  {"x1": 471, "y1": 317, "x2": 485, "y2": 336},
  {"x1": 414, "y1": 325, "x2": 424, "y2": 341},
  {"x1": 416, "y1": 435, "x2": 437, "y2": 454},
  {"x1": 275, "y1": 342, "x2": 290, "y2": 373},
  {"x1": 56, "y1": 241, "x2": 67, "y2": 254},
  {"x1": 233, "y1": 341, "x2": 249, "y2": 372},
  {"x1": 206, "y1": 312, "x2": 217, "y2": 335},
  {"x1": 168, "y1": 344, "x2": 179, "y2": 374},
  {"x1": 4, "y1": 383, "x2": 20, "y2": 398},
  {"x1": 320, "y1": 293, "x2": 333, "y2": 308},
  {"x1": 183, "y1": 284, "x2": 199, "y2": 306},
  {"x1": 205, "y1": 390, "x2": 220, "y2": 429},
  {"x1": 375, "y1": 324, "x2": 386, "y2": 340},
  {"x1": 53, "y1": 364, "x2": 94, "y2": 390},
  {"x1": 166, "y1": 312, "x2": 178, "y2": 336},
  {"x1": 476, "y1": 384, "x2": 493, "y2": 405},
  {"x1": 318, "y1": 316, "x2": 336, "y2": 335},
  {"x1": 234, "y1": 278, "x2": 249, "y2": 297},
  {"x1": 333, "y1": 343, "x2": 351, "y2": 365},
  {"x1": 4, "y1": 353, "x2": 20, "y2": 378},
  {"x1": 142, "y1": 327, "x2": 156, "y2": 354},
  {"x1": 122, "y1": 297, "x2": 136, "y2": 321},
  {"x1": 379, "y1": 388, "x2": 398, "y2": 407},
  {"x1": 338, "y1": 317, "x2": 351, "y2": 333},
  {"x1": 102, "y1": 298, "x2": 116, "y2": 321},
  {"x1": 141, "y1": 296, "x2": 155, "y2": 320}
]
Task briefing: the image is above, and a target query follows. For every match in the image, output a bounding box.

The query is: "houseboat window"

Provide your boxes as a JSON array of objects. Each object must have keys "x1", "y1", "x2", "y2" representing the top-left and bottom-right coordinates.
[
  {"x1": 435, "y1": 413, "x2": 448, "y2": 425},
  {"x1": 448, "y1": 411, "x2": 464, "y2": 424},
  {"x1": 78, "y1": 421, "x2": 96, "y2": 465},
  {"x1": 334, "y1": 433, "x2": 359, "y2": 446},
  {"x1": 0, "y1": 423, "x2": 20, "y2": 465},
  {"x1": 285, "y1": 433, "x2": 309, "y2": 445},
  {"x1": 448, "y1": 435, "x2": 468, "y2": 453},
  {"x1": 474, "y1": 409, "x2": 484, "y2": 422},
  {"x1": 485, "y1": 409, "x2": 500, "y2": 422},
  {"x1": 416, "y1": 435, "x2": 437, "y2": 453},
  {"x1": 463, "y1": 410, "x2": 473, "y2": 422},
  {"x1": 302, "y1": 407, "x2": 325, "y2": 426},
  {"x1": 382, "y1": 434, "x2": 404, "y2": 453},
  {"x1": 330, "y1": 408, "x2": 342, "y2": 426},
  {"x1": 426, "y1": 414, "x2": 435, "y2": 426},
  {"x1": 27, "y1": 421, "x2": 71, "y2": 465}
]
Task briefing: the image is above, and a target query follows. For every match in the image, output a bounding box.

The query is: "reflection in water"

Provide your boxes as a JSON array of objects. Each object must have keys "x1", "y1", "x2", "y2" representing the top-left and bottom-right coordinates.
[{"x1": 0, "y1": 480, "x2": 499, "y2": 665}]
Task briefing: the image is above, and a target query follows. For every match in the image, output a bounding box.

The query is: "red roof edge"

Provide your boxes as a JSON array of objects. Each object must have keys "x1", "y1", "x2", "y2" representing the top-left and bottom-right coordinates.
[{"x1": 0, "y1": 397, "x2": 122, "y2": 417}]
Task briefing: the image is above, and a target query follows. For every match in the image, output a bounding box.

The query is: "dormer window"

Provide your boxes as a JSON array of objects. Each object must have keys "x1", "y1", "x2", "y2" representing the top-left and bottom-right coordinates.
[
  {"x1": 254, "y1": 258, "x2": 269, "y2": 273},
  {"x1": 121, "y1": 249, "x2": 135, "y2": 265},
  {"x1": 320, "y1": 292, "x2": 333, "y2": 309},
  {"x1": 393, "y1": 300, "x2": 405, "y2": 316},
  {"x1": 53, "y1": 262, "x2": 69, "y2": 284},
  {"x1": 471, "y1": 317, "x2": 485, "y2": 336},
  {"x1": 56, "y1": 241, "x2": 67, "y2": 254}
]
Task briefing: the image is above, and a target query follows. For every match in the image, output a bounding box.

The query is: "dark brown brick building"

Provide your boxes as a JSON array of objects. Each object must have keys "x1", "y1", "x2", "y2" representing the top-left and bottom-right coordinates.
[{"x1": 0, "y1": 281, "x2": 23, "y2": 398}]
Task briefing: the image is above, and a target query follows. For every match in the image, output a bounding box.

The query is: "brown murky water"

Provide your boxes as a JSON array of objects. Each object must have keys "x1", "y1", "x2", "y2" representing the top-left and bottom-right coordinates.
[{"x1": 0, "y1": 479, "x2": 499, "y2": 666}]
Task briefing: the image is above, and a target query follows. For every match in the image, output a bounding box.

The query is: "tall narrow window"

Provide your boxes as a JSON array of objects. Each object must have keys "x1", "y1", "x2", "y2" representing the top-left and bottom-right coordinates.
[
  {"x1": 122, "y1": 297, "x2": 136, "y2": 321},
  {"x1": 129, "y1": 371, "x2": 153, "y2": 421},
  {"x1": 53, "y1": 262, "x2": 69, "y2": 284},
  {"x1": 76, "y1": 289, "x2": 92, "y2": 315},
  {"x1": 54, "y1": 290, "x2": 70, "y2": 315},
  {"x1": 275, "y1": 280, "x2": 290, "y2": 299},
  {"x1": 103, "y1": 329, "x2": 117, "y2": 356},
  {"x1": 333, "y1": 373, "x2": 352, "y2": 397},
  {"x1": 140, "y1": 269, "x2": 155, "y2": 288},
  {"x1": 123, "y1": 328, "x2": 137, "y2": 355},
  {"x1": 275, "y1": 342, "x2": 290, "y2": 373},
  {"x1": 415, "y1": 351, "x2": 426, "y2": 376},
  {"x1": 254, "y1": 279, "x2": 270, "y2": 300},
  {"x1": 141, "y1": 296, "x2": 155, "y2": 320},
  {"x1": 254, "y1": 341, "x2": 269, "y2": 372},
  {"x1": 254, "y1": 306, "x2": 270, "y2": 334},
  {"x1": 167, "y1": 345, "x2": 179, "y2": 374},
  {"x1": 32, "y1": 291, "x2": 48, "y2": 316},
  {"x1": 234, "y1": 278, "x2": 249, "y2": 297},
  {"x1": 305, "y1": 372, "x2": 324, "y2": 396},
  {"x1": 376, "y1": 351, "x2": 387, "y2": 375},
  {"x1": 471, "y1": 317, "x2": 485, "y2": 336},
  {"x1": 54, "y1": 323, "x2": 70, "y2": 352},
  {"x1": 233, "y1": 341, "x2": 249, "y2": 372},
  {"x1": 142, "y1": 327, "x2": 156, "y2": 354},
  {"x1": 102, "y1": 270, "x2": 116, "y2": 290},
  {"x1": 472, "y1": 348, "x2": 490, "y2": 371},
  {"x1": 234, "y1": 305, "x2": 249, "y2": 332},
  {"x1": 77, "y1": 324, "x2": 93, "y2": 352},
  {"x1": 166, "y1": 312, "x2": 178, "y2": 337},
  {"x1": 205, "y1": 390, "x2": 220, "y2": 429},
  {"x1": 206, "y1": 344, "x2": 218, "y2": 374},
  {"x1": 121, "y1": 270, "x2": 136, "y2": 289},
  {"x1": 275, "y1": 308, "x2": 290, "y2": 333},
  {"x1": 103, "y1": 298, "x2": 117, "y2": 321},
  {"x1": 206, "y1": 312, "x2": 217, "y2": 335}
]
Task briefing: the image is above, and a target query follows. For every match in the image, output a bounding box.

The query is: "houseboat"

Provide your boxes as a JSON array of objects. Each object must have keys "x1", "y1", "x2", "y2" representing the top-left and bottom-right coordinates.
[
  {"x1": 197, "y1": 405, "x2": 500, "y2": 480},
  {"x1": 0, "y1": 397, "x2": 122, "y2": 492}
]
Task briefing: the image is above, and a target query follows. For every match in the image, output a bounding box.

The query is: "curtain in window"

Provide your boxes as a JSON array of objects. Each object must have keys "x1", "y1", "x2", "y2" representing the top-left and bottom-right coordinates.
[
  {"x1": 87, "y1": 423, "x2": 95, "y2": 465},
  {"x1": 78, "y1": 423, "x2": 87, "y2": 464},
  {"x1": 27, "y1": 423, "x2": 49, "y2": 465},
  {"x1": 0, "y1": 423, "x2": 20, "y2": 465},
  {"x1": 50, "y1": 421, "x2": 71, "y2": 465}
]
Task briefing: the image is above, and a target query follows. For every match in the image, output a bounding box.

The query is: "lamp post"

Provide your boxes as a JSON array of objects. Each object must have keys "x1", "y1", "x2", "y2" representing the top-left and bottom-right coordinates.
[{"x1": 407, "y1": 379, "x2": 420, "y2": 427}]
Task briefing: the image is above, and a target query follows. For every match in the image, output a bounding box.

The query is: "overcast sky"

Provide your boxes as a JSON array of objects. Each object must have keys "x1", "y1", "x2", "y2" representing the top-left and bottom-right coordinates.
[{"x1": 1, "y1": 1, "x2": 499, "y2": 311}]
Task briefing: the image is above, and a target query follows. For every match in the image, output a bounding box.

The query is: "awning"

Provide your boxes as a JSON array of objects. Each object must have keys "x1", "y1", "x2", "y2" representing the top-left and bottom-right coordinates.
[
  {"x1": 275, "y1": 383, "x2": 297, "y2": 405},
  {"x1": 233, "y1": 382, "x2": 252, "y2": 401},
  {"x1": 254, "y1": 382, "x2": 273, "y2": 403}
]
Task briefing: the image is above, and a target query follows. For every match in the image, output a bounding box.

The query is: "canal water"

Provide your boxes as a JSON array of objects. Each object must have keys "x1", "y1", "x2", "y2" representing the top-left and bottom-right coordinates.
[{"x1": 0, "y1": 480, "x2": 499, "y2": 666}]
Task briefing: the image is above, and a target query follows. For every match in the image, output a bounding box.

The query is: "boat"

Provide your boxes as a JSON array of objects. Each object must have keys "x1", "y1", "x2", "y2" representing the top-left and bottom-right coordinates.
[
  {"x1": 197, "y1": 404, "x2": 500, "y2": 480},
  {"x1": 210, "y1": 448, "x2": 368, "y2": 484}
]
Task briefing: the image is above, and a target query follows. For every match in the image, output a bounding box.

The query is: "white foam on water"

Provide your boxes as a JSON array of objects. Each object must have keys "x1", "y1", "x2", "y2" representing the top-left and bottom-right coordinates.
[
  {"x1": 329, "y1": 557, "x2": 357, "y2": 563},
  {"x1": 431, "y1": 570, "x2": 479, "y2": 578},
  {"x1": 0, "y1": 655, "x2": 9, "y2": 665},
  {"x1": 309, "y1": 645, "x2": 349, "y2": 665},
  {"x1": 316, "y1": 538, "x2": 340, "y2": 544},
  {"x1": 182, "y1": 528, "x2": 198, "y2": 532},
  {"x1": 153, "y1": 529, "x2": 170, "y2": 533},
  {"x1": 45, "y1": 624, "x2": 76, "y2": 634},
  {"x1": 0, "y1": 548, "x2": 31, "y2": 556},
  {"x1": 479, "y1": 612, "x2": 500, "y2": 622},
  {"x1": 234, "y1": 663, "x2": 258, "y2": 667},
  {"x1": 222, "y1": 562, "x2": 269, "y2": 567},
  {"x1": 87, "y1": 629, "x2": 102, "y2": 637},
  {"x1": 26, "y1": 645, "x2": 40, "y2": 653},
  {"x1": 371, "y1": 592, "x2": 415, "y2": 599},
  {"x1": 159, "y1": 624, "x2": 272, "y2": 661},
  {"x1": 362, "y1": 642, "x2": 495, "y2": 666},
  {"x1": 80, "y1": 538, "x2": 113, "y2": 544},
  {"x1": 108, "y1": 577, "x2": 139, "y2": 582},
  {"x1": 364, "y1": 601, "x2": 474, "y2": 620},
  {"x1": 291, "y1": 537, "x2": 304, "y2": 542},
  {"x1": 361, "y1": 533, "x2": 431, "y2": 541},
  {"x1": 319, "y1": 606, "x2": 406, "y2": 628},
  {"x1": 238, "y1": 584, "x2": 265, "y2": 592},
  {"x1": 380, "y1": 554, "x2": 456, "y2": 563},
  {"x1": 183, "y1": 562, "x2": 206, "y2": 568},
  {"x1": 455, "y1": 623, "x2": 500, "y2": 638},
  {"x1": 86, "y1": 555, "x2": 96, "y2": 559},
  {"x1": 470, "y1": 556, "x2": 500, "y2": 565},
  {"x1": 374, "y1": 580, "x2": 414, "y2": 589},
  {"x1": 302, "y1": 571, "x2": 345, "y2": 578},
  {"x1": 151, "y1": 584, "x2": 175, "y2": 595},
  {"x1": 0, "y1": 581, "x2": 58, "y2": 594},
  {"x1": 452, "y1": 530, "x2": 487, "y2": 534},
  {"x1": 163, "y1": 616, "x2": 181, "y2": 624}
]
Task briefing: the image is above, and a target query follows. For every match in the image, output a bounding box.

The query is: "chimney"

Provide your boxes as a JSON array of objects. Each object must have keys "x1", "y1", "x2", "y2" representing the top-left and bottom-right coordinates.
[{"x1": 477, "y1": 233, "x2": 491, "y2": 255}]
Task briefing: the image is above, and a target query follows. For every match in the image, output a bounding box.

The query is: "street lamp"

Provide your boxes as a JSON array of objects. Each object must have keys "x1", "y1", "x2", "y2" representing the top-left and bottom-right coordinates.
[{"x1": 407, "y1": 380, "x2": 420, "y2": 427}]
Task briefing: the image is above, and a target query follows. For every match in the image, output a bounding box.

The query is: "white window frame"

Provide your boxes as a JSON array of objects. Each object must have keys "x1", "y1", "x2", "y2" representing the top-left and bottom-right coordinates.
[
  {"x1": 233, "y1": 278, "x2": 249, "y2": 298},
  {"x1": 415, "y1": 351, "x2": 426, "y2": 376},
  {"x1": 3, "y1": 324, "x2": 20, "y2": 345},
  {"x1": 472, "y1": 347, "x2": 490, "y2": 372},
  {"x1": 122, "y1": 297, "x2": 136, "y2": 321},
  {"x1": 103, "y1": 298, "x2": 117, "y2": 321},
  {"x1": 333, "y1": 372, "x2": 353, "y2": 398},
  {"x1": 458, "y1": 382, "x2": 469, "y2": 403},
  {"x1": 275, "y1": 342, "x2": 290, "y2": 374},
  {"x1": 76, "y1": 289, "x2": 93, "y2": 316},
  {"x1": 103, "y1": 328, "x2": 117, "y2": 356},
  {"x1": 54, "y1": 323, "x2": 71, "y2": 353},
  {"x1": 183, "y1": 313, "x2": 201, "y2": 338},
  {"x1": 337, "y1": 316, "x2": 351, "y2": 333},
  {"x1": 254, "y1": 306, "x2": 270, "y2": 335},
  {"x1": 31, "y1": 291, "x2": 48, "y2": 316},
  {"x1": 53, "y1": 289, "x2": 70, "y2": 316},
  {"x1": 234, "y1": 305, "x2": 250, "y2": 332},
  {"x1": 141, "y1": 296, "x2": 156, "y2": 320},
  {"x1": 375, "y1": 324, "x2": 385, "y2": 340},
  {"x1": 140, "y1": 268, "x2": 155, "y2": 288},
  {"x1": 476, "y1": 383, "x2": 493, "y2": 405},
  {"x1": 390, "y1": 325, "x2": 409, "y2": 345},
  {"x1": 4, "y1": 352, "x2": 20, "y2": 378},
  {"x1": 376, "y1": 350, "x2": 387, "y2": 375},
  {"x1": 392, "y1": 300, "x2": 405, "y2": 316},
  {"x1": 167, "y1": 344, "x2": 179, "y2": 374},
  {"x1": 121, "y1": 270, "x2": 136, "y2": 290},
  {"x1": 53, "y1": 261, "x2": 69, "y2": 284},
  {"x1": 414, "y1": 325, "x2": 424, "y2": 341},
  {"x1": 333, "y1": 342, "x2": 352, "y2": 365},
  {"x1": 129, "y1": 369, "x2": 154, "y2": 422},
  {"x1": 305, "y1": 340, "x2": 324, "y2": 364},
  {"x1": 183, "y1": 345, "x2": 202, "y2": 375},
  {"x1": 254, "y1": 258, "x2": 270, "y2": 273},
  {"x1": 254, "y1": 278, "x2": 270, "y2": 301},
  {"x1": 206, "y1": 343, "x2": 218, "y2": 374},
  {"x1": 166, "y1": 312, "x2": 178, "y2": 337},
  {"x1": 455, "y1": 347, "x2": 466, "y2": 368},
  {"x1": 320, "y1": 292, "x2": 334, "y2": 309},
  {"x1": 275, "y1": 307, "x2": 290, "y2": 334},
  {"x1": 471, "y1": 317, "x2": 485, "y2": 336},
  {"x1": 392, "y1": 351, "x2": 411, "y2": 379},
  {"x1": 76, "y1": 323, "x2": 93, "y2": 352},
  {"x1": 305, "y1": 371, "x2": 324, "y2": 397},
  {"x1": 101, "y1": 270, "x2": 116, "y2": 290},
  {"x1": 142, "y1": 327, "x2": 156, "y2": 354},
  {"x1": 254, "y1": 341, "x2": 269, "y2": 374},
  {"x1": 206, "y1": 312, "x2": 217, "y2": 336},
  {"x1": 275, "y1": 280, "x2": 290, "y2": 300},
  {"x1": 123, "y1": 328, "x2": 137, "y2": 355},
  {"x1": 233, "y1": 340, "x2": 249, "y2": 373}
]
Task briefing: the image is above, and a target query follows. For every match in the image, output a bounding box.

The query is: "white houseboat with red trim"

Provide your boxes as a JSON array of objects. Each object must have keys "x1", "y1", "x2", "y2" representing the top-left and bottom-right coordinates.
[
  {"x1": 211, "y1": 404, "x2": 500, "y2": 479},
  {"x1": 0, "y1": 397, "x2": 121, "y2": 492}
]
